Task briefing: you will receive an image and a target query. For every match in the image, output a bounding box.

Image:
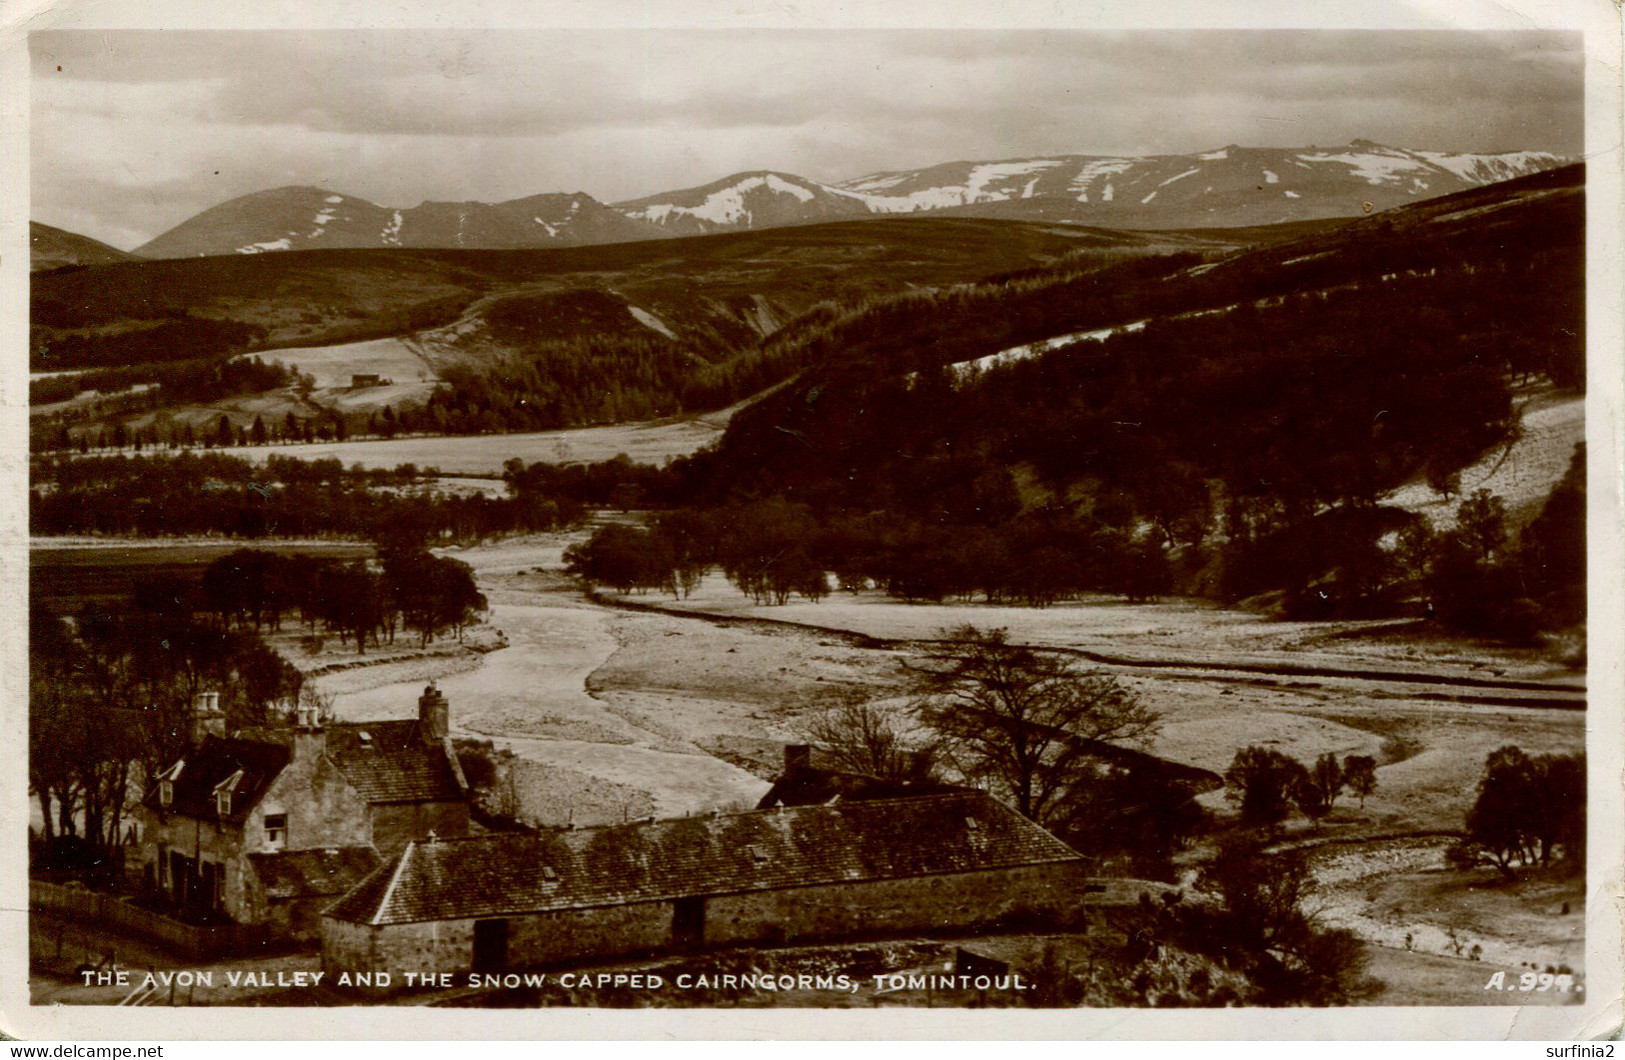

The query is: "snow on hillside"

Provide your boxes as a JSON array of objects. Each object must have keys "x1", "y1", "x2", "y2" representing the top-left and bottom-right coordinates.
[
  {"x1": 625, "y1": 174, "x2": 819, "y2": 227},
  {"x1": 238, "y1": 236, "x2": 295, "y2": 254},
  {"x1": 1069, "y1": 159, "x2": 1135, "y2": 202},
  {"x1": 1414, "y1": 150, "x2": 1563, "y2": 183},
  {"x1": 1383, "y1": 387, "x2": 1583, "y2": 530}
]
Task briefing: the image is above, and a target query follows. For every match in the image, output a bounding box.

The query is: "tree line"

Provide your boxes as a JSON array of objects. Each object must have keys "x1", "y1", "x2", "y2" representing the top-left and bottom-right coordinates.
[{"x1": 30, "y1": 451, "x2": 588, "y2": 542}]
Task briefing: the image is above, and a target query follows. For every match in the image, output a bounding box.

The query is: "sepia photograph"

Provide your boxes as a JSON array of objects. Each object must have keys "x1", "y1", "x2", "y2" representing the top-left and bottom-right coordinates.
[{"x1": 6, "y1": 1, "x2": 1621, "y2": 1040}]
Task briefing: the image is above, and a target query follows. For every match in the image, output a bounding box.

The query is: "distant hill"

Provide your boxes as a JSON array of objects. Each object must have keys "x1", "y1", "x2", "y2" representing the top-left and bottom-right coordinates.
[
  {"x1": 127, "y1": 141, "x2": 1569, "y2": 259},
  {"x1": 133, "y1": 186, "x2": 667, "y2": 259},
  {"x1": 828, "y1": 141, "x2": 1567, "y2": 229},
  {"x1": 30, "y1": 222, "x2": 143, "y2": 271}
]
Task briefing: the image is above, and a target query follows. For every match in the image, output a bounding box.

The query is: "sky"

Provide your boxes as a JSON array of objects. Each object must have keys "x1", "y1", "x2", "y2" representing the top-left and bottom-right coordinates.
[{"x1": 31, "y1": 29, "x2": 1585, "y2": 251}]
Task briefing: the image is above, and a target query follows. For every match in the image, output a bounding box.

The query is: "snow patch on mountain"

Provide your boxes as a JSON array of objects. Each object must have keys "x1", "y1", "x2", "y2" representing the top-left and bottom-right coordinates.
[
  {"x1": 325, "y1": 195, "x2": 344, "y2": 204},
  {"x1": 1159, "y1": 168, "x2": 1200, "y2": 187},
  {"x1": 1262, "y1": 170, "x2": 1279, "y2": 185},
  {"x1": 1199, "y1": 149, "x2": 1229, "y2": 161},
  {"x1": 626, "y1": 174, "x2": 820, "y2": 227},
  {"x1": 1141, "y1": 190, "x2": 1157, "y2": 204},
  {"x1": 964, "y1": 160, "x2": 1064, "y2": 200},
  {"x1": 533, "y1": 216, "x2": 558, "y2": 237},
  {"x1": 1413, "y1": 150, "x2": 1561, "y2": 184},
  {"x1": 1070, "y1": 158, "x2": 1134, "y2": 202},
  {"x1": 237, "y1": 236, "x2": 293, "y2": 254},
  {"x1": 1297, "y1": 149, "x2": 1432, "y2": 185},
  {"x1": 381, "y1": 211, "x2": 402, "y2": 246},
  {"x1": 1284, "y1": 191, "x2": 1301, "y2": 199}
]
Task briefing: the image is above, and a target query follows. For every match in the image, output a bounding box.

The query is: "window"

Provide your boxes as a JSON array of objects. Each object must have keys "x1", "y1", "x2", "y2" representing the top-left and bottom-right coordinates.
[
  {"x1": 263, "y1": 813, "x2": 287, "y2": 850},
  {"x1": 159, "y1": 780, "x2": 173, "y2": 808},
  {"x1": 212, "y1": 769, "x2": 242, "y2": 818}
]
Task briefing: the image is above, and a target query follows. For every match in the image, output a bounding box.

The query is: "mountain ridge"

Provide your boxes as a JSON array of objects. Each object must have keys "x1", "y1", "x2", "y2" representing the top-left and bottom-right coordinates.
[{"x1": 111, "y1": 140, "x2": 1568, "y2": 260}]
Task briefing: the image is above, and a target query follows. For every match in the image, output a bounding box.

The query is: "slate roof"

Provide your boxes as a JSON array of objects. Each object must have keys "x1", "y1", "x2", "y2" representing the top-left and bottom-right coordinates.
[
  {"x1": 324, "y1": 791, "x2": 1082, "y2": 926},
  {"x1": 248, "y1": 847, "x2": 382, "y2": 900},
  {"x1": 324, "y1": 721, "x2": 465, "y2": 804},
  {"x1": 756, "y1": 768, "x2": 968, "y2": 809},
  {"x1": 143, "y1": 736, "x2": 290, "y2": 823}
]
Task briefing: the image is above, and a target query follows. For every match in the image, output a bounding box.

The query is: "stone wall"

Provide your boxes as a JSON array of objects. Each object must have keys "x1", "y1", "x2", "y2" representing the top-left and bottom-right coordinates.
[
  {"x1": 321, "y1": 861, "x2": 1092, "y2": 983},
  {"x1": 704, "y1": 862, "x2": 1094, "y2": 946}
]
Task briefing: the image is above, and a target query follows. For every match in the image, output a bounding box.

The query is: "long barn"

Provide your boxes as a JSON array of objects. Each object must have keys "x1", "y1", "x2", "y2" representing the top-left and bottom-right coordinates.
[{"x1": 321, "y1": 791, "x2": 1090, "y2": 978}]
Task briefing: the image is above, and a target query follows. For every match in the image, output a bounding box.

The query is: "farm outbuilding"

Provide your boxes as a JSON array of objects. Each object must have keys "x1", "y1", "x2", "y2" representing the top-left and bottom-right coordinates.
[{"x1": 321, "y1": 791, "x2": 1092, "y2": 979}]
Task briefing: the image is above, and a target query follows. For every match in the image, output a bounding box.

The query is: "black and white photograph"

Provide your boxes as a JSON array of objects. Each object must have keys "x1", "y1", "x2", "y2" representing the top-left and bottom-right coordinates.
[{"x1": 6, "y1": 0, "x2": 1621, "y2": 1039}]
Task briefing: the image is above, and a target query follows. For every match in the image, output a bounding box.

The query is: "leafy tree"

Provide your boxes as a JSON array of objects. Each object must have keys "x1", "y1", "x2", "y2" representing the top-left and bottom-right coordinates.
[
  {"x1": 1448, "y1": 745, "x2": 1583, "y2": 879},
  {"x1": 908, "y1": 625, "x2": 1158, "y2": 823},
  {"x1": 1223, "y1": 746, "x2": 1306, "y2": 830},
  {"x1": 1454, "y1": 489, "x2": 1508, "y2": 563},
  {"x1": 1292, "y1": 752, "x2": 1345, "y2": 824},
  {"x1": 1342, "y1": 754, "x2": 1378, "y2": 809}
]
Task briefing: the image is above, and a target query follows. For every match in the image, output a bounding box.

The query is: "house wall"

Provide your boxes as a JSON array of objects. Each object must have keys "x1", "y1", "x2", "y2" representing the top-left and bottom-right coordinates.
[
  {"x1": 136, "y1": 750, "x2": 375, "y2": 929},
  {"x1": 321, "y1": 860, "x2": 1091, "y2": 982},
  {"x1": 137, "y1": 808, "x2": 251, "y2": 920},
  {"x1": 261, "y1": 752, "x2": 375, "y2": 854},
  {"x1": 370, "y1": 801, "x2": 470, "y2": 857}
]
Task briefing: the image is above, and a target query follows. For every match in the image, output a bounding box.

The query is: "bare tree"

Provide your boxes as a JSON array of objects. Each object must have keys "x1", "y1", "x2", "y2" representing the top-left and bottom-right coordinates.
[
  {"x1": 908, "y1": 625, "x2": 1159, "y2": 823},
  {"x1": 805, "y1": 692, "x2": 929, "y2": 780}
]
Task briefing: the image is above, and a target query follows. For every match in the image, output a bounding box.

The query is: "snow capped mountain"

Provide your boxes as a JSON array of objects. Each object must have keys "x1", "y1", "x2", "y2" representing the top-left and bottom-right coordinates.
[
  {"x1": 130, "y1": 142, "x2": 1570, "y2": 260},
  {"x1": 134, "y1": 187, "x2": 665, "y2": 258},
  {"x1": 612, "y1": 171, "x2": 872, "y2": 236},
  {"x1": 826, "y1": 141, "x2": 1569, "y2": 229}
]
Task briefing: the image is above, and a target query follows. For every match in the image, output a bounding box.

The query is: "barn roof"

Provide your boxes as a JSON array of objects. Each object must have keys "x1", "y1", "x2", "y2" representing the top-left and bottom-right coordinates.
[{"x1": 324, "y1": 791, "x2": 1081, "y2": 926}]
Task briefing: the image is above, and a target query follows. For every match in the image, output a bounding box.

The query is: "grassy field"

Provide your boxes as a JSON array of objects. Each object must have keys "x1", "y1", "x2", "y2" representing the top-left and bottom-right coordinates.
[{"x1": 224, "y1": 401, "x2": 745, "y2": 473}]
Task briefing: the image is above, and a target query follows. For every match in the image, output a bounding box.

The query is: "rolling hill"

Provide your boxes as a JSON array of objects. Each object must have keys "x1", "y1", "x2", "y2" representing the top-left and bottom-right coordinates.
[
  {"x1": 133, "y1": 186, "x2": 667, "y2": 259},
  {"x1": 123, "y1": 140, "x2": 1568, "y2": 259},
  {"x1": 35, "y1": 215, "x2": 1296, "y2": 451},
  {"x1": 30, "y1": 222, "x2": 144, "y2": 271}
]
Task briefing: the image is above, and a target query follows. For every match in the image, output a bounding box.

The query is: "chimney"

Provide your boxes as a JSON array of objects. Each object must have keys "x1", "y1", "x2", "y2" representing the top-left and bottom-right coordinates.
[
  {"x1": 292, "y1": 697, "x2": 326, "y2": 760},
  {"x1": 190, "y1": 690, "x2": 226, "y2": 745},
  {"x1": 418, "y1": 681, "x2": 449, "y2": 742},
  {"x1": 783, "y1": 744, "x2": 812, "y2": 774}
]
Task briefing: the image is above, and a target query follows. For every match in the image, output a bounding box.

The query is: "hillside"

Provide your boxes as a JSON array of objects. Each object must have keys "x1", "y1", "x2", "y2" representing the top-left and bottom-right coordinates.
[
  {"x1": 35, "y1": 216, "x2": 1282, "y2": 451},
  {"x1": 125, "y1": 141, "x2": 1568, "y2": 259},
  {"x1": 642, "y1": 165, "x2": 1583, "y2": 620},
  {"x1": 29, "y1": 222, "x2": 143, "y2": 272}
]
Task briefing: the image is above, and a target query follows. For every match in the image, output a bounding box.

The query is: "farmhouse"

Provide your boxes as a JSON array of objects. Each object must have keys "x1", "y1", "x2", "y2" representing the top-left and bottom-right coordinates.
[
  {"x1": 136, "y1": 684, "x2": 471, "y2": 940},
  {"x1": 320, "y1": 790, "x2": 1091, "y2": 979}
]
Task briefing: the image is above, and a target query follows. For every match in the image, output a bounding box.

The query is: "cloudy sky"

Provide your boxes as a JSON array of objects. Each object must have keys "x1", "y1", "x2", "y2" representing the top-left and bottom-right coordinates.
[{"x1": 31, "y1": 29, "x2": 1583, "y2": 250}]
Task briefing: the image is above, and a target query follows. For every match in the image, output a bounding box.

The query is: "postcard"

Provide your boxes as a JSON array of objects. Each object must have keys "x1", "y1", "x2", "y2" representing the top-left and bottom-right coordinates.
[{"x1": 3, "y1": 0, "x2": 1620, "y2": 1041}]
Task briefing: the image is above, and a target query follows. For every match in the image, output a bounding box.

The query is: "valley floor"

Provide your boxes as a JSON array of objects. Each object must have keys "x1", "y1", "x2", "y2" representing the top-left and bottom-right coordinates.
[{"x1": 304, "y1": 535, "x2": 1585, "y2": 999}]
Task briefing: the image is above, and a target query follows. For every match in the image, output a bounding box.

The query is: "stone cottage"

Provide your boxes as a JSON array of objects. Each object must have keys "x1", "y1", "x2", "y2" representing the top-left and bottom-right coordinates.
[
  {"x1": 321, "y1": 790, "x2": 1092, "y2": 978},
  {"x1": 136, "y1": 684, "x2": 470, "y2": 941}
]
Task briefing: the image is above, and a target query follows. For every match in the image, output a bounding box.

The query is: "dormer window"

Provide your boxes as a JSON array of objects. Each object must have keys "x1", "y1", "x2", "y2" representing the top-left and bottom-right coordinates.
[
  {"x1": 155, "y1": 759, "x2": 184, "y2": 809},
  {"x1": 263, "y1": 813, "x2": 287, "y2": 850},
  {"x1": 213, "y1": 769, "x2": 243, "y2": 818}
]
